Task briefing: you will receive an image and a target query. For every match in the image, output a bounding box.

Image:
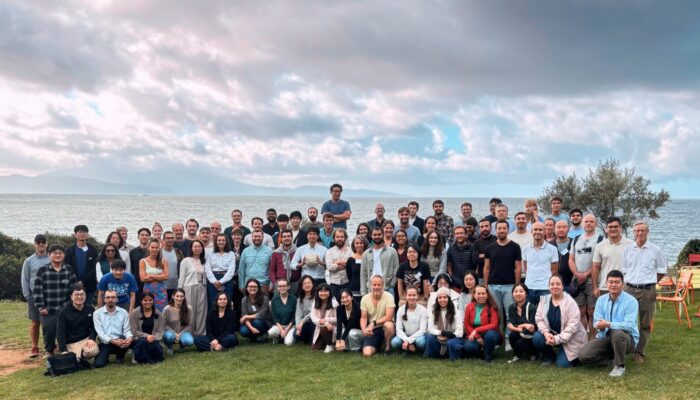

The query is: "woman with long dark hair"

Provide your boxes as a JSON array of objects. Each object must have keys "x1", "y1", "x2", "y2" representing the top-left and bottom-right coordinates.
[
  {"x1": 239, "y1": 278, "x2": 272, "y2": 342},
  {"x1": 310, "y1": 283, "x2": 338, "y2": 353},
  {"x1": 290, "y1": 275, "x2": 316, "y2": 345},
  {"x1": 129, "y1": 292, "x2": 165, "y2": 363},
  {"x1": 420, "y1": 231, "x2": 446, "y2": 280},
  {"x1": 178, "y1": 240, "x2": 208, "y2": 336},
  {"x1": 205, "y1": 235, "x2": 236, "y2": 308},
  {"x1": 162, "y1": 289, "x2": 194, "y2": 354},
  {"x1": 335, "y1": 288, "x2": 362, "y2": 352},
  {"x1": 424, "y1": 287, "x2": 462, "y2": 358},
  {"x1": 448, "y1": 285, "x2": 502, "y2": 362},
  {"x1": 140, "y1": 238, "x2": 169, "y2": 311},
  {"x1": 396, "y1": 245, "x2": 431, "y2": 306},
  {"x1": 105, "y1": 231, "x2": 131, "y2": 272},
  {"x1": 458, "y1": 271, "x2": 479, "y2": 315},
  {"x1": 346, "y1": 236, "x2": 369, "y2": 303},
  {"x1": 507, "y1": 283, "x2": 539, "y2": 363},
  {"x1": 194, "y1": 292, "x2": 239, "y2": 351},
  {"x1": 95, "y1": 243, "x2": 122, "y2": 283},
  {"x1": 392, "y1": 229, "x2": 409, "y2": 265},
  {"x1": 391, "y1": 287, "x2": 428, "y2": 355}
]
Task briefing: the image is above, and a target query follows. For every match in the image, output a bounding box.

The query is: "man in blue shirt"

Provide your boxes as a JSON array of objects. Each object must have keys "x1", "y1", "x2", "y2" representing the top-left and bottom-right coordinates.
[
  {"x1": 578, "y1": 270, "x2": 639, "y2": 377},
  {"x1": 321, "y1": 183, "x2": 352, "y2": 229},
  {"x1": 63, "y1": 225, "x2": 99, "y2": 304},
  {"x1": 93, "y1": 289, "x2": 133, "y2": 368},
  {"x1": 97, "y1": 260, "x2": 137, "y2": 313}
]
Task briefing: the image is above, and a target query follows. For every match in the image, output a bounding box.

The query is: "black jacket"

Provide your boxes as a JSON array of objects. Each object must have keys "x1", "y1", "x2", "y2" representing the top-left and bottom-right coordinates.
[
  {"x1": 336, "y1": 301, "x2": 361, "y2": 342},
  {"x1": 206, "y1": 308, "x2": 240, "y2": 341},
  {"x1": 63, "y1": 244, "x2": 99, "y2": 292},
  {"x1": 412, "y1": 217, "x2": 425, "y2": 234},
  {"x1": 57, "y1": 303, "x2": 96, "y2": 352}
]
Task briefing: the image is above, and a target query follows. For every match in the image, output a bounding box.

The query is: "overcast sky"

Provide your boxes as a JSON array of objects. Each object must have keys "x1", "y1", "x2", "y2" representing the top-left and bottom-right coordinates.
[{"x1": 1, "y1": 0, "x2": 699, "y2": 197}]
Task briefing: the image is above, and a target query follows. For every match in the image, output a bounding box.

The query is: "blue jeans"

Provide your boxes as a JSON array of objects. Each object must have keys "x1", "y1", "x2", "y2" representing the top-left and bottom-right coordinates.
[
  {"x1": 527, "y1": 290, "x2": 550, "y2": 307},
  {"x1": 423, "y1": 334, "x2": 448, "y2": 358},
  {"x1": 532, "y1": 331, "x2": 573, "y2": 368},
  {"x1": 240, "y1": 319, "x2": 271, "y2": 341},
  {"x1": 489, "y1": 284, "x2": 514, "y2": 333},
  {"x1": 194, "y1": 333, "x2": 238, "y2": 351},
  {"x1": 207, "y1": 274, "x2": 234, "y2": 309},
  {"x1": 390, "y1": 335, "x2": 426, "y2": 354},
  {"x1": 446, "y1": 330, "x2": 500, "y2": 361},
  {"x1": 293, "y1": 321, "x2": 316, "y2": 345},
  {"x1": 163, "y1": 330, "x2": 194, "y2": 350}
]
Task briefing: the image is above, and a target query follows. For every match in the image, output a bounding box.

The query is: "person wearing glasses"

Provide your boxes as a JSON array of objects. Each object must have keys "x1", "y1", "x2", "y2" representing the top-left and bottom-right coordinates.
[
  {"x1": 56, "y1": 283, "x2": 99, "y2": 366},
  {"x1": 591, "y1": 217, "x2": 634, "y2": 298},
  {"x1": 239, "y1": 279, "x2": 272, "y2": 342},
  {"x1": 93, "y1": 289, "x2": 133, "y2": 368},
  {"x1": 20, "y1": 234, "x2": 49, "y2": 358}
]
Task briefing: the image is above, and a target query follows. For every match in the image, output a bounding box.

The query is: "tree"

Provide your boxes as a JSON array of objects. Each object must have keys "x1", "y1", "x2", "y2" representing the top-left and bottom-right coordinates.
[{"x1": 538, "y1": 159, "x2": 671, "y2": 233}]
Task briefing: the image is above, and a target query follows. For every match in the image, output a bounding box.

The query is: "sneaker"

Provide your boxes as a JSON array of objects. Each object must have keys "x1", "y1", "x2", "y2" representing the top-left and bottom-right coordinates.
[
  {"x1": 529, "y1": 355, "x2": 538, "y2": 362},
  {"x1": 384, "y1": 349, "x2": 392, "y2": 357},
  {"x1": 609, "y1": 366, "x2": 625, "y2": 377},
  {"x1": 540, "y1": 360, "x2": 553, "y2": 366},
  {"x1": 324, "y1": 345, "x2": 334, "y2": 354},
  {"x1": 508, "y1": 356, "x2": 520, "y2": 364},
  {"x1": 30, "y1": 347, "x2": 40, "y2": 358},
  {"x1": 505, "y1": 342, "x2": 512, "y2": 352},
  {"x1": 271, "y1": 337, "x2": 279, "y2": 345},
  {"x1": 166, "y1": 348, "x2": 174, "y2": 355},
  {"x1": 634, "y1": 353, "x2": 645, "y2": 364},
  {"x1": 131, "y1": 357, "x2": 138, "y2": 364}
]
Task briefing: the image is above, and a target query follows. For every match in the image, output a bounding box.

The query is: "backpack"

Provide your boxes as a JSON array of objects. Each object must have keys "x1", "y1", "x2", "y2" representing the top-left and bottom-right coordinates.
[{"x1": 44, "y1": 352, "x2": 79, "y2": 377}]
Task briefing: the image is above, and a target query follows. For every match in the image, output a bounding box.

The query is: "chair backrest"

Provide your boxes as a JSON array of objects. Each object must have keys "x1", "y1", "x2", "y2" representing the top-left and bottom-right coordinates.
[
  {"x1": 676, "y1": 270, "x2": 693, "y2": 298},
  {"x1": 688, "y1": 254, "x2": 700, "y2": 265}
]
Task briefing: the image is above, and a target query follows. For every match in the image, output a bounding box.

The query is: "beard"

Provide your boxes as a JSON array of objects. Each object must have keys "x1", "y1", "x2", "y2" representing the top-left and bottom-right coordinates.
[{"x1": 335, "y1": 240, "x2": 345, "y2": 248}]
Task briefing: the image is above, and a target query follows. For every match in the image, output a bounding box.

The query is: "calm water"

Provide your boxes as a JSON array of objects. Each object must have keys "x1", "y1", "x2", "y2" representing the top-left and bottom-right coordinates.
[{"x1": 0, "y1": 195, "x2": 697, "y2": 262}]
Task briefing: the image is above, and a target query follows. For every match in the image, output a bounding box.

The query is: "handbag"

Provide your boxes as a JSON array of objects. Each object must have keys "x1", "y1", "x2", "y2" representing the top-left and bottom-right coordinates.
[
  {"x1": 569, "y1": 279, "x2": 582, "y2": 298},
  {"x1": 45, "y1": 352, "x2": 79, "y2": 377},
  {"x1": 519, "y1": 303, "x2": 534, "y2": 339}
]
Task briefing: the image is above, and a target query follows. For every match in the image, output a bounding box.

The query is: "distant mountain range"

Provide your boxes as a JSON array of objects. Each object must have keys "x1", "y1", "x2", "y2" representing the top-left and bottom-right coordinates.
[{"x1": 0, "y1": 172, "x2": 405, "y2": 197}]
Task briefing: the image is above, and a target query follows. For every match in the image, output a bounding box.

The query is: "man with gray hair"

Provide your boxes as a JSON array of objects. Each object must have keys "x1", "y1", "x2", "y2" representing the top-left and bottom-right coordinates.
[{"x1": 621, "y1": 221, "x2": 667, "y2": 363}]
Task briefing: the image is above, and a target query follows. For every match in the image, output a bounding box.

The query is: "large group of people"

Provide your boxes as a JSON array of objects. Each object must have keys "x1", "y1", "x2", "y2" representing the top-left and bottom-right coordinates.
[{"x1": 20, "y1": 184, "x2": 667, "y2": 377}]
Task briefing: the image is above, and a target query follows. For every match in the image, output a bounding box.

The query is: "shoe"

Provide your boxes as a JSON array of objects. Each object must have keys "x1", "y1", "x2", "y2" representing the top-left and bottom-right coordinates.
[
  {"x1": 508, "y1": 356, "x2": 520, "y2": 364},
  {"x1": 131, "y1": 357, "x2": 138, "y2": 364},
  {"x1": 529, "y1": 355, "x2": 538, "y2": 362},
  {"x1": 30, "y1": 347, "x2": 40, "y2": 358},
  {"x1": 540, "y1": 360, "x2": 553, "y2": 366},
  {"x1": 166, "y1": 348, "x2": 174, "y2": 355},
  {"x1": 324, "y1": 345, "x2": 334, "y2": 354},
  {"x1": 271, "y1": 337, "x2": 279, "y2": 345},
  {"x1": 384, "y1": 349, "x2": 392, "y2": 357},
  {"x1": 505, "y1": 342, "x2": 512, "y2": 352},
  {"x1": 609, "y1": 366, "x2": 626, "y2": 377},
  {"x1": 42, "y1": 351, "x2": 54, "y2": 360},
  {"x1": 634, "y1": 353, "x2": 645, "y2": 364}
]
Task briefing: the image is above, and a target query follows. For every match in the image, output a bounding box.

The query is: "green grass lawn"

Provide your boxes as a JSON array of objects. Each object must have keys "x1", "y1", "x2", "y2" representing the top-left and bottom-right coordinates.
[{"x1": 0, "y1": 300, "x2": 698, "y2": 400}]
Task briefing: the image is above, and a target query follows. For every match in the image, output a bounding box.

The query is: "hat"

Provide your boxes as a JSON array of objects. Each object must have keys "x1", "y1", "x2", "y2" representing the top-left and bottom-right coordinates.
[
  {"x1": 34, "y1": 234, "x2": 47, "y2": 243},
  {"x1": 436, "y1": 287, "x2": 451, "y2": 297},
  {"x1": 74, "y1": 224, "x2": 89, "y2": 233}
]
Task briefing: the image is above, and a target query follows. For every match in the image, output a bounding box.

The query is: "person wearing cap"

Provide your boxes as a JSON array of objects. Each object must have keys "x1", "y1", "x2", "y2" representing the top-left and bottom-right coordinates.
[
  {"x1": 21, "y1": 234, "x2": 50, "y2": 357},
  {"x1": 33, "y1": 244, "x2": 78, "y2": 356},
  {"x1": 56, "y1": 283, "x2": 99, "y2": 366},
  {"x1": 63, "y1": 225, "x2": 99, "y2": 305}
]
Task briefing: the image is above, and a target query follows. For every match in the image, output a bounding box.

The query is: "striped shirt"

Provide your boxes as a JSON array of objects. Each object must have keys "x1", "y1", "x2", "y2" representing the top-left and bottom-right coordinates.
[{"x1": 33, "y1": 264, "x2": 77, "y2": 314}]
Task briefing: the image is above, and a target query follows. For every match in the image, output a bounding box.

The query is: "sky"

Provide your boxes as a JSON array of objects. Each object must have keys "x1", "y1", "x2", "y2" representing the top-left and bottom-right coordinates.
[{"x1": 1, "y1": 0, "x2": 700, "y2": 197}]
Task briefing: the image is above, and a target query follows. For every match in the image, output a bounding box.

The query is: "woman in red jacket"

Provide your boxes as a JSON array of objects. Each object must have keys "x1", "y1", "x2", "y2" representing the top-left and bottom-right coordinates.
[{"x1": 447, "y1": 285, "x2": 502, "y2": 362}]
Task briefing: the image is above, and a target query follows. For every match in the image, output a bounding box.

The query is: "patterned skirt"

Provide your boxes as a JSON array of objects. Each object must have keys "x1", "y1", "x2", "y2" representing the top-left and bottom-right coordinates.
[{"x1": 143, "y1": 282, "x2": 168, "y2": 312}]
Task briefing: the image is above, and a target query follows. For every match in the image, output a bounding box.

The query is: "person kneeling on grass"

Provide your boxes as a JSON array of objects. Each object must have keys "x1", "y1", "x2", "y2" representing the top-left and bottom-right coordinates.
[
  {"x1": 336, "y1": 289, "x2": 362, "y2": 352},
  {"x1": 239, "y1": 279, "x2": 272, "y2": 342},
  {"x1": 129, "y1": 292, "x2": 165, "y2": 364},
  {"x1": 533, "y1": 275, "x2": 588, "y2": 368},
  {"x1": 578, "y1": 270, "x2": 639, "y2": 377},
  {"x1": 391, "y1": 287, "x2": 428, "y2": 354},
  {"x1": 424, "y1": 287, "x2": 462, "y2": 359},
  {"x1": 93, "y1": 289, "x2": 133, "y2": 368},
  {"x1": 291, "y1": 275, "x2": 317, "y2": 345},
  {"x1": 162, "y1": 289, "x2": 195, "y2": 354},
  {"x1": 447, "y1": 285, "x2": 502, "y2": 362},
  {"x1": 311, "y1": 283, "x2": 338, "y2": 353},
  {"x1": 268, "y1": 278, "x2": 297, "y2": 344},
  {"x1": 56, "y1": 283, "x2": 99, "y2": 368},
  {"x1": 507, "y1": 283, "x2": 539, "y2": 363},
  {"x1": 360, "y1": 275, "x2": 396, "y2": 357},
  {"x1": 195, "y1": 292, "x2": 239, "y2": 351}
]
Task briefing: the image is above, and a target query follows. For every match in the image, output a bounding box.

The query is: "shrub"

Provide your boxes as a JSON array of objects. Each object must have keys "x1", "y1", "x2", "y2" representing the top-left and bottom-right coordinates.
[{"x1": 675, "y1": 238, "x2": 700, "y2": 268}]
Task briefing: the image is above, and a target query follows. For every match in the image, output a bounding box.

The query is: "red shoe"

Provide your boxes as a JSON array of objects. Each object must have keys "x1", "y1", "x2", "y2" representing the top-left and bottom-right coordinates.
[{"x1": 30, "y1": 347, "x2": 40, "y2": 358}]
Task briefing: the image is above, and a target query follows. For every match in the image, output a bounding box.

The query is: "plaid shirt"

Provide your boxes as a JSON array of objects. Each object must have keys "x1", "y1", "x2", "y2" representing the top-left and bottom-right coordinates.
[
  {"x1": 33, "y1": 263, "x2": 77, "y2": 314},
  {"x1": 434, "y1": 214, "x2": 455, "y2": 245}
]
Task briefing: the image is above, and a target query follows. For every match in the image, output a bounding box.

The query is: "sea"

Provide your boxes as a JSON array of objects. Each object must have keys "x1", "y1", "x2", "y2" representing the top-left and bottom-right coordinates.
[{"x1": 1, "y1": 194, "x2": 698, "y2": 263}]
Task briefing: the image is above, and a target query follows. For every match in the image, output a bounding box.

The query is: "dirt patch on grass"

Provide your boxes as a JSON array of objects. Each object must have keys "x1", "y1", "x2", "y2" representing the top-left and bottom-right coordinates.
[{"x1": 0, "y1": 346, "x2": 42, "y2": 376}]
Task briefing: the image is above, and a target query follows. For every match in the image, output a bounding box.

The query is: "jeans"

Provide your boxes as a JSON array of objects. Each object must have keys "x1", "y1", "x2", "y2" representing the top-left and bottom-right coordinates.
[
  {"x1": 423, "y1": 334, "x2": 448, "y2": 358},
  {"x1": 132, "y1": 337, "x2": 164, "y2": 363},
  {"x1": 239, "y1": 319, "x2": 271, "y2": 341},
  {"x1": 446, "y1": 330, "x2": 500, "y2": 361},
  {"x1": 207, "y1": 273, "x2": 234, "y2": 309},
  {"x1": 489, "y1": 284, "x2": 514, "y2": 333},
  {"x1": 293, "y1": 321, "x2": 316, "y2": 345},
  {"x1": 163, "y1": 330, "x2": 194, "y2": 350},
  {"x1": 527, "y1": 290, "x2": 550, "y2": 307},
  {"x1": 390, "y1": 335, "x2": 427, "y2": 353},
  {"x1": 533, "y1": 331, "x2": 573, "y2": 368},
  {"x1": 194, "y1": 333, "x2": 238, "y2": 351}
]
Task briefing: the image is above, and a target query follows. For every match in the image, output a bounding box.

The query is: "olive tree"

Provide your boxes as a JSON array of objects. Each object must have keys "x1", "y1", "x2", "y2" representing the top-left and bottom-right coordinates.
[{"x1": 538, "y1": 159, "x2": 670, "y2": 233}]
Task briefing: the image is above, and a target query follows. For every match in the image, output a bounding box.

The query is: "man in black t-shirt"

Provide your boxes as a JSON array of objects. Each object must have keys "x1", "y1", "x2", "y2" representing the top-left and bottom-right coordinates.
[{"x1": 472, "y1": 218, "x2": 497, "y2": 281}]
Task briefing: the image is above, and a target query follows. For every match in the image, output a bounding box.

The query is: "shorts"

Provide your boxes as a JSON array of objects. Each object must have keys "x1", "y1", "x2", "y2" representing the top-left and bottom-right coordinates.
[
  {"x1": 361, "y1": 327, "x2": 385, "y2": 350},
  {"x1": 575, "y1": 278, "x2": 596, "y2": 309},
  {"x1": 27, "y1": 299, "x2": 40, "y2": 322}
]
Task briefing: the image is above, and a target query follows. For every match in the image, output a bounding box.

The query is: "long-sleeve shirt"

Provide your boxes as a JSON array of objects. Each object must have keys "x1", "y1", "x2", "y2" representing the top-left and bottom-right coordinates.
[
  {"x1": 360, "y1": 246, "x2": 399, "y2": 295},
  {"x1": 57, "y1": 303, "x2": 96, "y2": 352},
  {"x1": 325, "y1": 245, "x2": 352, "y2": 285},
  {"x1": 205, "y1": 251, "x2": 237, "y2": 284},
  {"x1": 162, "y1": 305, "x2": 194, "y2": 334},
  {"x1": 93, "y1": 306, "x2": 132, "y2": 343},
  {"x1": 205, "y1": 309, "x2": 238, "y2": 341},
  {"x1": 463, "y1": 303, "x2": 501, "y2": 340},
  {"x1": 291, "y1": 243, "x2": 328, "y2": 281},
  {"x1": 427, "y1": 308, "x2": 463, "y2": 338},
  {"x1": 129, "y1": 307, "x2": 165, "y2": 341},
  {"x1": 271, "y1": 294, "x2": 297, "y2": 325},
  {"x1": 336, "y1": 302, "x2": 361, "y2": 341},
  {"x1": 434, "y1": 214, "x2": 456, "y2": 245},
  {"x1": 295, "y1": 296, "x2": 314, "y2": 326},
  {"x1": 241, "y1": 295, "x2": 272, "y2": 324},
  {"x1": 238, "y1": 245, "x2": 274, "y2": 289},
  {"x1": 21, "y1": 253, "x2": 49, "y2": 300},
  {"x1": 593, "y1": 291, "x2": 640, "y2": 347},
  {"x1": 395, "y1": 304, "x2": 428, "y2": 343},
  {"x1": 33, "y1": 264, "x2": 77, "y2": 314}
]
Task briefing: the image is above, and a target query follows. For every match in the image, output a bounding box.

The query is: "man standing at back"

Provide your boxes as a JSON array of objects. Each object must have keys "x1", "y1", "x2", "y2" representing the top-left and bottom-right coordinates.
[
  {"x1": 507, "y1": 212, "x2": 533, "y2": 254},
  {"x1": 321, "y1": 183, "x2": 352, "y2": 229},
  {"x1": 185, "y1": 219, "x2": 200, "y2": 241},
  {"x1": 549, "y1": 197, "x2": 570, "y2": 225},
  {"x1": 432, "y1": 199, "x2": 455, "y2": 246},
  {"x1": 472, "y1": 218, "x2": 497, "y2": 282},
  {"x1": 521, "y1": 222, "x2": 559, "y2": 306},
  {"x1": 172, "y1": 223, "x2": 192, "y2": 257},
  {"x1": 408, "y1": 201, "x2": 425, "y2": 233},
  {"x1": 484, "y1": 198, "x2": 502, "y2": 224},
  {"x1": 569, "y1": 214, "x2": 603, "y2": 337},
  {"x1": 621, "y1": 221, "x2": 667, "y2": 363},
  {"x1": 263, "y1": 209, "x2": 280, "y2": 236},
  {"x1": 567, "y1": 209, "x2": 584, "y2": 239},
  {"x1": 63, "y1": 225, "x2": 99, "y2": 304},
  {"x1": 395, "y1": 207, "x2": 421, "y2": 244},
  {"x1": 21, "y1": 234, "x2": 49, "y2": 357},
  {"x1": 483, "y1": 221, "x2": 521, "y2": 337},
  {"x1": 367, "y1": 203, "x2": 387, "y2": 230},
  {"x1": 224, "y1": 209, "x2": 251, "y2": 249}
]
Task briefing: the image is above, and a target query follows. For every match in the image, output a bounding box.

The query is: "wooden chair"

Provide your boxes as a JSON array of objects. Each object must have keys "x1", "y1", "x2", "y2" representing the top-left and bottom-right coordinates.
[{"x1": 656, "y1": 269, "x2": 693, "y2": 328}]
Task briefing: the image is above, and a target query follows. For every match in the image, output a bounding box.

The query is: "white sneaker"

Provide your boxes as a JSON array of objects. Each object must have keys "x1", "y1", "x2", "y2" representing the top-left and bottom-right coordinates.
[
  {"x1": 271, "y1": 337, "x2": 279, "y2": 345},
  {"x1": 505, "y1": 341, "x2": 512, "y2": 352},
  {"x1": 507, "y1": 356, "x2": 520, "y2": 364},
  {"x1": 609, "y1": 366, "x2": 625, "y2": 377},
  {"x1": 324, "y1": 345, "x2": 334, "y2": 354}
]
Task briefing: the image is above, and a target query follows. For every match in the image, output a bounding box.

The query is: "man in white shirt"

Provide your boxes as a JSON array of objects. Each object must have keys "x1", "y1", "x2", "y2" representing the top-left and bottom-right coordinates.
[
  {"x1": 243, "y1": 217, "x2": 275, "y2": 248},
  {"x1": 591, "y1": 216, "x2": 634, "y2": 298},
  {"x1": 290, "y1": 226, "x2": 327, "y2": 286},
  {"x1": 325, "y1": 229, "x2": 352, "y2": 300}
]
